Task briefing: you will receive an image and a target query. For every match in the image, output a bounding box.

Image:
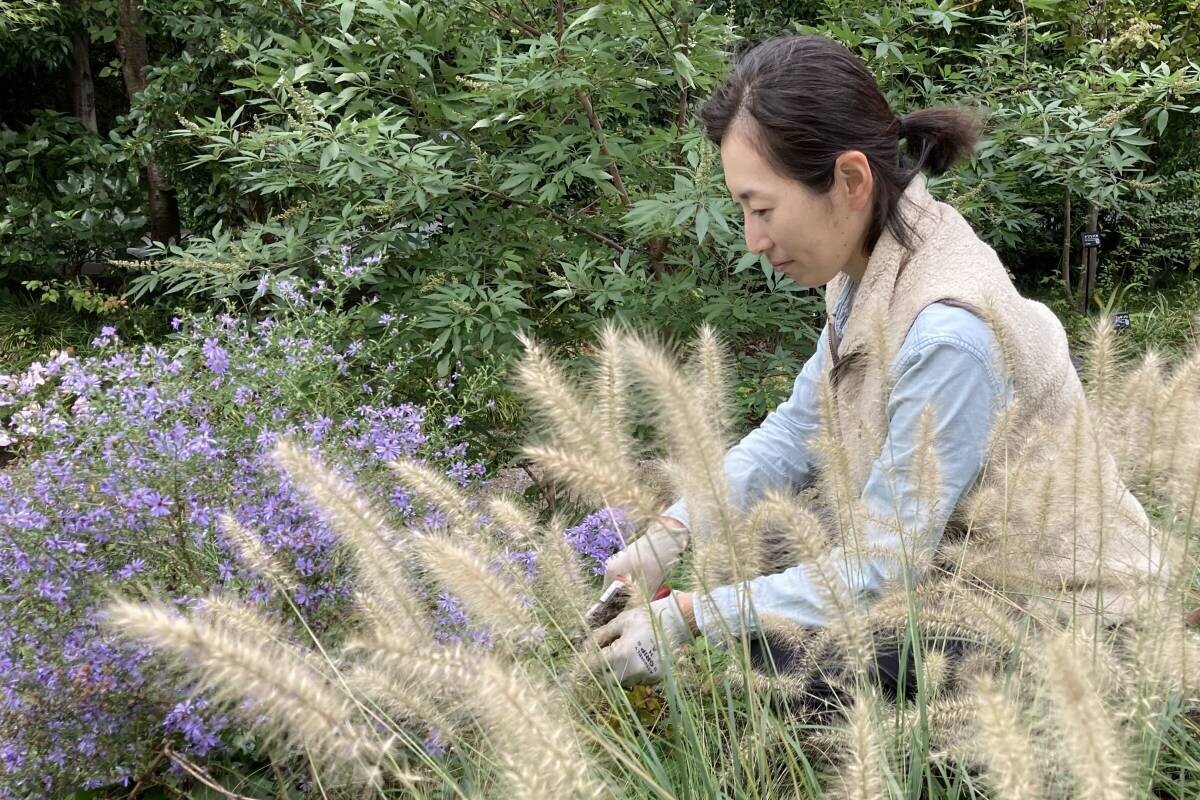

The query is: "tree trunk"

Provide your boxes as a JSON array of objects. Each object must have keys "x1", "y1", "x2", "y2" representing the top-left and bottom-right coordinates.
[
  {"x1": 1060, "y1": 185, "x2": 1071, "y2": 300},
  {"x1": 116, "y1": 0, "x2": 181, "y2": 245},
  {"x1": 1080, "y1": 201, "x2": 1099, "y2": 313},
  {"x1": 69, "y1": 29, "x2": 98, "y2": 134}
]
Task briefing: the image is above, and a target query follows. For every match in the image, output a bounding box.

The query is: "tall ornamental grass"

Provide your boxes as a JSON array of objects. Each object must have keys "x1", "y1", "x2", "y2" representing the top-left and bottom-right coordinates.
[{"x1": 106, "y1": 318, "x2": 1200, "y2": 798}]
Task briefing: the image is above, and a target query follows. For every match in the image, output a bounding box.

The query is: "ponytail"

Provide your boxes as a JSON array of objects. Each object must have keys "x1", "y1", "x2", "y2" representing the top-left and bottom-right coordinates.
[{"x1": 898, "y1": 107, "x2": 985, "y2": 176}]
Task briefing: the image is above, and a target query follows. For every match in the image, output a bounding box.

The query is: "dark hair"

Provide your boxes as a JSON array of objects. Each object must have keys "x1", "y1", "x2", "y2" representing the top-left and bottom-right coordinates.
[{"x1": 699, "y1": 34, "x2": 984, "y2": 251}]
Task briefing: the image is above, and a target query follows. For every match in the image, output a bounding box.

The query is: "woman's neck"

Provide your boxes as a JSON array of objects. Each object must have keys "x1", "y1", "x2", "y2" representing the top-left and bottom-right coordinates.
[{"x1": 842, "y1": 244, "x2": 871, "y2": 284}]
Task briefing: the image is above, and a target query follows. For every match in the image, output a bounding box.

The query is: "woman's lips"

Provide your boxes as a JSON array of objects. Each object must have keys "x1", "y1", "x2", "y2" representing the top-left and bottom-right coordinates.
[{"x1": 771, "y1": 260, "x2": 793, "y2": 270}]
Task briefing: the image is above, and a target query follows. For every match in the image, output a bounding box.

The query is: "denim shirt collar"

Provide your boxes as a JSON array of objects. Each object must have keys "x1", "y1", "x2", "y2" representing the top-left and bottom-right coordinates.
[{"x1": 831, "y1": 277, "x2": 858, "y2": 338}]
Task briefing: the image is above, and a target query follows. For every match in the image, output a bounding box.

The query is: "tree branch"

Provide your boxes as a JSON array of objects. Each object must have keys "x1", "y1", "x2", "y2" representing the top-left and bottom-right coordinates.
[
  {"x1": 672, "y1": 0, "x2": 690, "y2": 132},
  {"x1": 461, "y1": 182, "x2": 627, "y2": 252},
  {"x1": 163, "y1": 745, "x2": 259, "y2": 800},
  {"x1": 553, "y1": 0, "x2": 632, "y2": 209}
]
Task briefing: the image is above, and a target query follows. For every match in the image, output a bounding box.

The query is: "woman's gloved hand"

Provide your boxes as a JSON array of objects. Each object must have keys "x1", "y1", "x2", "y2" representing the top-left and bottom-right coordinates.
[
  {"x1": 587, "y1": 593, "x2": 693, "y2": 688},
  {"x1": 602, "y1": 518, "x2": 690, "y2": 599}
]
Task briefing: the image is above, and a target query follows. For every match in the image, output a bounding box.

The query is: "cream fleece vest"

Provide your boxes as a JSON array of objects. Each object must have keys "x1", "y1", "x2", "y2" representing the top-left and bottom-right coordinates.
[{"x1": 821, "y1": 174, "x2": 1169, "y2": 628}]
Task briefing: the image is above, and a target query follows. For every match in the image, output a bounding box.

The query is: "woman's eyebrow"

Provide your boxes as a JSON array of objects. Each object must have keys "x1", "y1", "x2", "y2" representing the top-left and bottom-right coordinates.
[{"x1": 733, "y1": 188, "x2": 764, "y2": 201}]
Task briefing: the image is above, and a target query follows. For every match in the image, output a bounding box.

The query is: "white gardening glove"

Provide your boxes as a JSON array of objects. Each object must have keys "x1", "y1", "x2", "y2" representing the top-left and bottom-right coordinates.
[
  {"x1": 588, "y1": 593, "x2": 693, "y2": 688},
  {"x1": 602, "y1": 518, "x2": 690, "y2": 599}
]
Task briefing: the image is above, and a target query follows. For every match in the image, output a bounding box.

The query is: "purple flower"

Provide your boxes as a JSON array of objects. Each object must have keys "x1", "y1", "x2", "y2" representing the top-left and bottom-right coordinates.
[
  {"x1": 422, "y1": 729, "x2": 447, "y2": 757},
  {"x1": 164, "y1": 697, "x2": 227, "y2": 757},
  {"x1": 201, "y1": 338, "x2": 229, "y2": 374},
  {"x1": 116, "y1": 559, "x2": 147, "y2": 581},
  {"x1": 564, "y1": 508, "x2": 635, "y2": 575},
  {"x1": 501, "y1": 548, "x2": 539, "y2": 580}
]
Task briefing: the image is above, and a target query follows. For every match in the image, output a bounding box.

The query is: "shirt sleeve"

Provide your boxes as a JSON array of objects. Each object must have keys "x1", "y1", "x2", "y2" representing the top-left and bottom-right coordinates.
[
  {"x1": 660, "y1": 327, "x2": 828, "y2": 533},
  {"x1": 693, "y1": 329, "x2": 1006, "y2": 643}
]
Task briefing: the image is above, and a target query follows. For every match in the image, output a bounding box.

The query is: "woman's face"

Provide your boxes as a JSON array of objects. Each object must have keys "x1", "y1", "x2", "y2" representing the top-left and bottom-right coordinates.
[{"x1": 720, "y1": 122, "x2": 873, "y2": 288}]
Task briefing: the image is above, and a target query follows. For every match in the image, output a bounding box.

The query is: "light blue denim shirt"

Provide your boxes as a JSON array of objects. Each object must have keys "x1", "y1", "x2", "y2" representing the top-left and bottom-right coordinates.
[{"x1": 663, "y1": 280, "x2": 1012, "y2": 642}]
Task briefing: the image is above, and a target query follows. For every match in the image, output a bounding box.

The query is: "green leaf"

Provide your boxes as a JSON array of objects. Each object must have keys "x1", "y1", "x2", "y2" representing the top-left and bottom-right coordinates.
[
  {"x1": 734, "y1": 251, "x2": 760, "y2": 273},
  {"x1": 340, "y1": 1, "x2": 356, "y2": 32},
  {"x1": 320, "y1": 141, "x2": 340, "y2": 170},
  {"x1": 673, "y1": 52, "x2": 696, "y2": 89},
  {"x1": 694, "y1": 207, "x2": 709, "y2": 244},
  {"x1": 566, "y1": 3, "x2": 606, "y2": 34},
  {"x1": 406, "y1": 49, "x2": 433, "y2": 77},
  {"x1": 1156, "y1": 108, "x2": 1169, "y2": 134}
]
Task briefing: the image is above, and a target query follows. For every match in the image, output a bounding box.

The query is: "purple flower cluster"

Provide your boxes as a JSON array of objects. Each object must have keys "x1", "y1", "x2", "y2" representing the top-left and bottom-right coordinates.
[
  {"x1": 432, "y1": 593, "x2": 495, "y2": 647},
  {"x1": 0, "y1": 279, "x2": 491, "y2": 797},
  {"x1": 564, "y1": 508, "x2": 635, "y2": 575},
  {"x1": 163, "y1": 697, "x2": 228, "y2": 757}
]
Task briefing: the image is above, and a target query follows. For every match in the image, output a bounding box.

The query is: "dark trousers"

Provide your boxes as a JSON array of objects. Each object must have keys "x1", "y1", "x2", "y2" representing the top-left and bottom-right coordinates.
[{"x1": 746, "y1": 633, "x2": 976, "y2": 719}]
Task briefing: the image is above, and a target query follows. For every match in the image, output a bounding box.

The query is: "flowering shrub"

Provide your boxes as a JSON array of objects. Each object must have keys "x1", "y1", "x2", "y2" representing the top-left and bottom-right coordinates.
[{"x1": 0, "y1": 261, "x2": 498, "y2": 797}]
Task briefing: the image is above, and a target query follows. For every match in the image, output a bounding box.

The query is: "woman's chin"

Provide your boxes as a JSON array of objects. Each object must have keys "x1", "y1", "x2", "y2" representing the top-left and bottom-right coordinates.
[{"x1": 782, "y1": 266, "x2": 813, "y2": 287}]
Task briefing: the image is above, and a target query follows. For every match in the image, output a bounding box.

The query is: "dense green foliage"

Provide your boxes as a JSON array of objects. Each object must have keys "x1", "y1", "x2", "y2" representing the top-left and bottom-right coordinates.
[{"x1": 3, "y1": 0, "x2": 1199, "y2": 448}]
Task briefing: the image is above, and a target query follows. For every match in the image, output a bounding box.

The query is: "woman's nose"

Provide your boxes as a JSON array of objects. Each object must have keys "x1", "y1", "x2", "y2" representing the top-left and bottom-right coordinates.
[{"x1": 744, "y1": 217, "x2": 771, "y2": 254}]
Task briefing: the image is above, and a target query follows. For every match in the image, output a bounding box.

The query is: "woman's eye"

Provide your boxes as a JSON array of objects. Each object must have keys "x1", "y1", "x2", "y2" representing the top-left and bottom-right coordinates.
[{"x1": 751, "y1": 209, "x2": 771, "y2": 218}]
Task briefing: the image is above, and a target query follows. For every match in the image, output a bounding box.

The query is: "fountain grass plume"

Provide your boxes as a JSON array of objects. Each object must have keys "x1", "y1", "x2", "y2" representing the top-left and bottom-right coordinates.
[
  {"x1": 486, "y1": 496, "x2": 538, "y2": 544},
  {"x1": 520, "y1": 442, "x2": 657, "y2": 524},
  {"x1": 530, "y1": 514, "x2": 593, "y2": 629},
  {"x1": 218, "y1": 513, "x2": 296, "y2": 593},
  {"x1": 414, "y1": 534, "x2": 539, "y2": 649},
  {"x1": 1041, "y1": 631, "x2": 1131, "y2": 800},
  {"x1": 688, "y1": 323, "x2": 734, "y2": 443},
  {"x1": 813, "y1": 370, "x2": 865, "y2": 553},
  {"x1": 386, "y1": 457, "x2": 477, "y2": 535},
  {"x1": 1083, "y1": 313, "x2": 1125, "y2": 429},
  {"x1": 105, "y1": 598, "x2": 401, "y2": 787},
  {"x1": 591, "y1": 321, "x2": 635, "y2": 458},
  {"x1": 621, "y1": 330, "x2": 738, "y2": 578},
  {"x1": 738, "y1": 490, "x2": 873, "y2": 666},
  {"x1": 270, "y1": 439, "x2": 429, "y2": 641},
  {"x1": 1150, "y1": 346, "x2": 1200, "y2": 501},
  {"x1": 356, "y1": 640, "x2": 602, "y2": 800},
  {"x1": 195, "y1": 594, "x2": 329, "y2": 675},
  {"x1": 1109, "y1": 349, "x2": 1166, "y2": 490},
  {"x1": 827, "y1": 691, "x2": 888, "y2": 800},
  {"x1": 514, "y1": 331, "x2": 658, "y2": 522},
  {"x1": 969, "y1": 673, "x2": 1041, "y2": 800}
]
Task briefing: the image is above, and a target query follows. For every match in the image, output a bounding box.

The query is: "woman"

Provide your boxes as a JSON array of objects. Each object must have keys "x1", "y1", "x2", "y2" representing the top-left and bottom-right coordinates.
[{"x1": 590, "y1": 34, "x2": 1168, "y2": 702}]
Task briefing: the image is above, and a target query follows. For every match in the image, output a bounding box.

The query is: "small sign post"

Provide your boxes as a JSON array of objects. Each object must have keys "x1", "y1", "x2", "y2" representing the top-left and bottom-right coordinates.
[{"x1": 1079, "y1": 205, "x2": 1100, "y2": 313}]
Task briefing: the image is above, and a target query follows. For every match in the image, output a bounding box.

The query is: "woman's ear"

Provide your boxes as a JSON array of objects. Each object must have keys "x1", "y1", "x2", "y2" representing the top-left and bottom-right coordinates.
[{"x1": 834, "y1": 151, "x2": 873, "y2": 212}]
